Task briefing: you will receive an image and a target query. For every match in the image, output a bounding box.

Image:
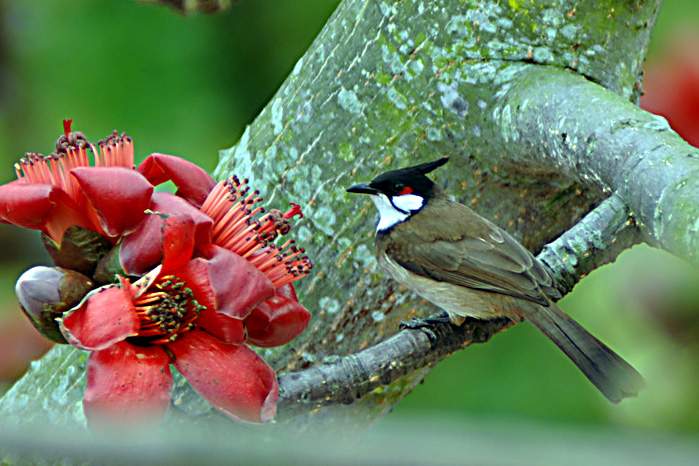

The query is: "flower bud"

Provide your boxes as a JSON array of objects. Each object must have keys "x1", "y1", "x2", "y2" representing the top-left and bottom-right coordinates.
[
  {"x1": 93, "y1": 244, "x2": 126, "y2": 285},
  {"x1": 42, "y1": 226, "x2": 112, "y2": 276},
  {"x1": 15, "y1": 266, "x2": 94, "y2": 343}
]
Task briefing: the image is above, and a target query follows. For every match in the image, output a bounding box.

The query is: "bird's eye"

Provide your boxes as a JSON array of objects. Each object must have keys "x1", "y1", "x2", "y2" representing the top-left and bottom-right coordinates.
[{"x1": 398, "y1": 185, "x2": 414, "y2": 195}]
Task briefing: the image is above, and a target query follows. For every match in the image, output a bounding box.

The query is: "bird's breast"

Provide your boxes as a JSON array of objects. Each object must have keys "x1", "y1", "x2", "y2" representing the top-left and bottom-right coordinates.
[{"x1": 376, "y1": 250, "x2": 510, "y2": 320}]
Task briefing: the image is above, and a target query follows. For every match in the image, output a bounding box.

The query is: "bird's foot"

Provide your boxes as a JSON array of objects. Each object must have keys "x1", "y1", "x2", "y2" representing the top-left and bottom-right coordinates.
[
  {"x1": 400, "y1": 311, "x2": 452, "y2": 330},
  {"x1": 400, "y1": 311, "x2": 454, "y2": 343}
]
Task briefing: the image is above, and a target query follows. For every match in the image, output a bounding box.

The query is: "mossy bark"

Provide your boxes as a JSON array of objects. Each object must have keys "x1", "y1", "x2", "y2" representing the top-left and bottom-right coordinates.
[{"x1": 4, "y1": 0, "x2": 689, "y2": 429}]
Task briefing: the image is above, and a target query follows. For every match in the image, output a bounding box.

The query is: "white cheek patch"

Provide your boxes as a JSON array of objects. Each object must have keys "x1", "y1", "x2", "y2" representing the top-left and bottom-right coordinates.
[
  {"x1": 391, "y1": 194, "x2": 424, "y2": 212},
  {"x1": 370, "y1": 193, "x2": 424, "y2": 232}
]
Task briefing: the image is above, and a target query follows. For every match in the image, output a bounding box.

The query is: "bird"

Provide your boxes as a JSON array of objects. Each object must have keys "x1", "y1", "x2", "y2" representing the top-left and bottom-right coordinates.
[{"x1": 346, "y1": 157, "x2": 644, "y2": 403}]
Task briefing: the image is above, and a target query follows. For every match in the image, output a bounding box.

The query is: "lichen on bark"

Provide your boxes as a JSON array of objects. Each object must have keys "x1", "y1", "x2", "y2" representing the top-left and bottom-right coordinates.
[{"x1": 3, "y1": 0, "x2": 693, "y2": 428}]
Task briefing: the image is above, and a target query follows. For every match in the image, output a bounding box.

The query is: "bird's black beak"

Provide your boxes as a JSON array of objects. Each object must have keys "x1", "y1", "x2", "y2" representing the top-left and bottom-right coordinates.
[{"x1": 346, "y1": 183, "x2": 379, "y2": 195}]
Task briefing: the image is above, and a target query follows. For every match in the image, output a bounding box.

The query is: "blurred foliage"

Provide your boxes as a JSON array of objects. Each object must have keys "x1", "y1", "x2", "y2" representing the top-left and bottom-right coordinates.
[
  {"x1": 0, "y1": 0, "x2": 696, "y2": 440},
  {"x1": 2, "y1": 417, "x2": 699, "y2": 466},
  {"x1": 141, "y1": 0, "x2": 232, "y2": 15},
  {"x1": 646, "y1": 0, "x2": 699, "y2": 57}
]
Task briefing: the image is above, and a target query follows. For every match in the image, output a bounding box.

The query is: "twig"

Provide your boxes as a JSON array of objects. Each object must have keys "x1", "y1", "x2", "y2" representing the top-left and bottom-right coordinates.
[{"x1": 538, "y1": 194, "x2": 640, "y2": 295}]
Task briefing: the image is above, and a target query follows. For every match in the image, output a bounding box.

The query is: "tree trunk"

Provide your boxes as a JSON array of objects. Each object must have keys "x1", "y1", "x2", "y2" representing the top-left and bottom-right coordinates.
[{"x1": 4, "y1": 0, "x2": 697, "y2": 431}]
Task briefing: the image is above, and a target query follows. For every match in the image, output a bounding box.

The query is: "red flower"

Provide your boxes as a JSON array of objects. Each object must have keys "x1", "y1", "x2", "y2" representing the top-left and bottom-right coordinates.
[
  {"x1": 118, "y1": 155, "x2": 313, "y2": 349},
  {"x1": 641, "y1": 31, "x2": 699, "y2": 147},
  {"x1": 52, "y1": 148, "x2": 310, "y2": 426},
  {"x1": 0, "y1": 120, "x2": 153, "y2": 244},
  {"x1": 6, "y1": 123, "x2": 313, "y2": 425},
  {"x1": 59, "y1": 216, "x2": 286, "y2": 424}
]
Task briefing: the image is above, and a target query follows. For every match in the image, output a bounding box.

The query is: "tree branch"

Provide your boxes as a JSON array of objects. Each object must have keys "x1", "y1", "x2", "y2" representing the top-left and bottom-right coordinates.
[
  {"x1": 1, "y1": 0, "x2": 677, "y2": 427},
  {"x1": 277, "y1": 195, "x2": 638, "y2": 415},
  {"x1": 538, "y1": 194, "x2": 640, "y2": 295},
  {"x1": 4, "y1": 416, "x2": 698, "y2": 466},
  {"x1": 278, "y1": 318, "x2": 512, "y2": 417},
  {"x1": 499, "y1": 67, "x2": 699, "y2": 264}
]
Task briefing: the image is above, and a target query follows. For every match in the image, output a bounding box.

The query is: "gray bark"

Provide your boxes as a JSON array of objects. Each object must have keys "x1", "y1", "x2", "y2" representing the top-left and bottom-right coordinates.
[
  {"x1": 3, "y1": 0, "x2": 695, "y2": 432},
  {"x1": 502, "y1": 68, "x2": 699, "y2": 262}
]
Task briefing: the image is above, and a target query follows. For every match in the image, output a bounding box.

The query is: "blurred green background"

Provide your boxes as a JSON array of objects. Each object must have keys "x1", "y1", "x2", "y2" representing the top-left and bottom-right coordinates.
[{"x1": 0, "y1": 0, "x2": 696, "y2": 437}]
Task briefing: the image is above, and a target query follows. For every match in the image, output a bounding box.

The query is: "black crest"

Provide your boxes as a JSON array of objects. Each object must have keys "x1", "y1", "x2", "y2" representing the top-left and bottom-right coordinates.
[
  {"x1": 372, "y1": 157, "x2": 448, "y2": 183},
  {"x1": 406, "y1": 157, "x2": 450, "y2": 176},
  {"x1": 366, "y1": 157, "x2": 449, "y2": 198}
]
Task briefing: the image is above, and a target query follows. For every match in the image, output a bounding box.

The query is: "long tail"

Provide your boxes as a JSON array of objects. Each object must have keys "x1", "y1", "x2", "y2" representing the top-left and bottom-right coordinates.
[{"x1": 521, "y1": 302, "x2": 644, "y2": 403}]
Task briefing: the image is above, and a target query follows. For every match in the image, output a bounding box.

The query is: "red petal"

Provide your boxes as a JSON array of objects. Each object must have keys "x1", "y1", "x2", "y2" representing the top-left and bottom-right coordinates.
[
  {"x1": 175, "y1": 262, "x2": 246, "y2": 344},
  {"x1": 84, "y1": 341, "x2": 172, "y2": 426},
  {"x1": 169, "y1": 329, "x2": 278, "y2": 422},
  {"x1": 185, "y1": 246, "x2": 275, "y2": 319},
  {"x1": 137, "y1": 154, "x2": 215, "y2": 207},
  {"x1": 59, "y1": 285, "x2": 139, "y2": 351},
  {"x1": 0, "y1": 181, "x2": 88, "y2": 243},
  {"x1": 71, "y1": 167, "x2": 153, "y2": 237},
  {"x1": 276, "y1": 283, "x2": 298, "y2": 302},
  {"x1": 119, "y1": 215, "x2": 161, "y2": 276},
  {"x1": 197, "y1": 308, "x2": 246, "y2": 345},
  {"x1": 162, "y1": 215, "x2": 195, "y2": 274},
  {"x1": 120, "y1": 192, "x2": 212, "y2": 275},
  {"x1": 0, "y1": 181, "x2": 54, "y2": 228},
  {"x1": 245, "y1": 295, "x2": 311, "y2": 347},
  {"x1": 153, "y1": 192, "x2": 213, "y2": 245}
]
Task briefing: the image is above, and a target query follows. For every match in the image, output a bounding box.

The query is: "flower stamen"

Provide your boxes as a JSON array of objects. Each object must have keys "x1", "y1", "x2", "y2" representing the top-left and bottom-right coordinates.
[
  {"x1": 14, "y1": 122, "x2": 135, "y2": 203},
  {"x1": 201, "y1": 177, "x2": 313, "y2": 288},
  {"x1": 97, "y1": 131, "x2": 134, "y2": 168},
  {"x1": 63, "y1": 119, "x2": 73, "y2": 138},
  {"x1": 131, "y1": 275, "x2": 205, "y2": 345}
]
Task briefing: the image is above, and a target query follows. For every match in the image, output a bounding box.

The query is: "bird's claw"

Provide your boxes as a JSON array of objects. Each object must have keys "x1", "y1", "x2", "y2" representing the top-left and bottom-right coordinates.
[
  {"x1": 400, "y1": 311, "x2": 452, "y2": 330},
  {"x1": 400, "y1": 311, "x2": 453, "y2": 343}
]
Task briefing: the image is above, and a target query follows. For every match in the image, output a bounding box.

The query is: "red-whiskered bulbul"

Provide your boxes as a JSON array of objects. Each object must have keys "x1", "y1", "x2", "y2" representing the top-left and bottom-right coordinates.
[{"x1": 347, "y1": 157, "x2": 643, "y2": 402}]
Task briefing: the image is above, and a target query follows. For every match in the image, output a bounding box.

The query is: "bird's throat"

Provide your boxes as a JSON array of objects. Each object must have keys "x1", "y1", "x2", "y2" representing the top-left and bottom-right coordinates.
[{"x1": 371, "y1": 193, "x2": 424, "y2": 232}]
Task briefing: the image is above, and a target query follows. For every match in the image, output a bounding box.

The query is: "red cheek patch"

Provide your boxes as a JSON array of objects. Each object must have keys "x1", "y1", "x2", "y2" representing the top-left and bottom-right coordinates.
[{"x1": 398, "y1": 186, "x2": 413, "y2": 195}]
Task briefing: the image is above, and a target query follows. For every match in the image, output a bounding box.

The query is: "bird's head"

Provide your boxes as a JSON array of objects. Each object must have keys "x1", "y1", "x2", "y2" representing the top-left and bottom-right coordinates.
[{"x1": 347, "y1": 157, "x2": 448, "y2": 232}]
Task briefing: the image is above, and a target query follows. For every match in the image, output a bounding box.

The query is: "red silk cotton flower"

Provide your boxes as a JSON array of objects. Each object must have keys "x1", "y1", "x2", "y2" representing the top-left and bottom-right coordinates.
[
  {"x1": 60, "y1": 193, "x2": 312, "y2": 424},
  {"x1": 0, "y1": 120, "x2": 153, "y2": 244},
  {"x1": 6, "y1": 122, "x2": 312, "y2": 426},
  {"x1": 115, "y1": 155, "x2": 313, "y2": 350},
  {"x1": 640, "y1": 31, "x2": 699, "y2": 147},
  {"x1": 59, "y1": 219, "x2": 283, "y2": 424}
]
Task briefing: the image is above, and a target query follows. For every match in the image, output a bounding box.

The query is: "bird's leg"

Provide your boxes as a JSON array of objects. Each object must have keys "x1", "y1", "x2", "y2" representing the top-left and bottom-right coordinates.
[
  {"x1": 400, "y1": 311, "x2": 459, "y2": 343},
  {"x1": 400, "y1": 310, "x2": 453, "y2": 330}
]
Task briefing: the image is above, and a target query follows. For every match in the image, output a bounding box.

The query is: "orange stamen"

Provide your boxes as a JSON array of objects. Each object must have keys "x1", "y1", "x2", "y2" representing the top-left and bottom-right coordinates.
[
  {"x1": 127, "y1": 275, "x2": 205, "y2": 346},
  {"x1": 200, "y1": 175, "x2": 312, "y2": 287}
]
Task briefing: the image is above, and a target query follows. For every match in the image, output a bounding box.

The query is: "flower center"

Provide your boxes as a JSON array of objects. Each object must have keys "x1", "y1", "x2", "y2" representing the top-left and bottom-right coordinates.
[{"x1": 131, "y1": 275, "x2": 206, "y2": 345}]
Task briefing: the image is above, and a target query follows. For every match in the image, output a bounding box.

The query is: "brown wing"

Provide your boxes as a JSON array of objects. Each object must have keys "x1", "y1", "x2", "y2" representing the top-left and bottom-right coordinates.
[{"x1": 383, "y1": 198, "x2": 561, "y2": 305}]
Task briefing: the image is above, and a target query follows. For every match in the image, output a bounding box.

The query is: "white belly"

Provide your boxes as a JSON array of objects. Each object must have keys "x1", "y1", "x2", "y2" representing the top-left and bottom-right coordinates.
[{"x1": 378, "y1": 253, "x2": 507, "y2": 320}]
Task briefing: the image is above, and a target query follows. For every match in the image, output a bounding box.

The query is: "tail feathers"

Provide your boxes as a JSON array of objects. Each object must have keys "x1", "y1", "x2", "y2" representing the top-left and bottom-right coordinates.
[{"x1": 522, "y1": 302, "x2": 644, "y2": 403}]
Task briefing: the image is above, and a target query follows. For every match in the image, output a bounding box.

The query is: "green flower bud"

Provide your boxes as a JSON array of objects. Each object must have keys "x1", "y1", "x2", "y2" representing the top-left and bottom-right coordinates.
[
  {"x1": 93, "y1": 243, "x2": 126, "y2": 285},
  {"x1": 42, "y1": 226, "x2": 111, "y2": 276}
]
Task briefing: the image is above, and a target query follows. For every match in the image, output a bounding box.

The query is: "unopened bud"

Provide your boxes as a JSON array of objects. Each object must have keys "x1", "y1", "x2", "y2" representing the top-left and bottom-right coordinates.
[
  {"x1": 93, "y1": 244, "x2": 126, "y2": 285},
  {"x1": 42, "y1": 226, "x2": 112, "y2": 276},
  {"x1": 15, "y1": 266, "x2": 93, "y2": 343}
]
